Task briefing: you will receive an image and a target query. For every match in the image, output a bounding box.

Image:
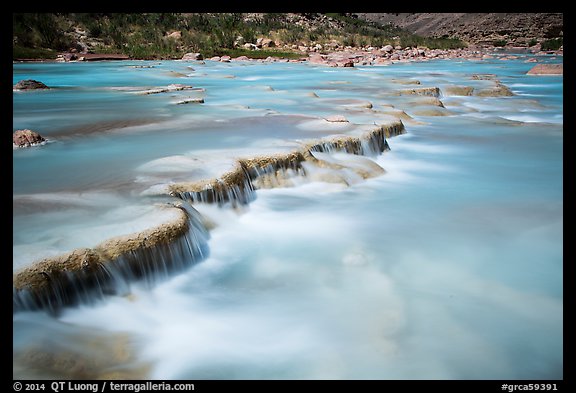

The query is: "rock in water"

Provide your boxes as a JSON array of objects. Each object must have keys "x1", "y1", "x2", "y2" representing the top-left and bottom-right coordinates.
[
  {"x1": 13, "y1": 79, "x2": 50, "y2": 90},
  {"x1": 182, "y1": 52, "x2": 204, "y2": 61},
  {"x1": 527, "y1": 63, "x2": 563, "y2": 75},
  {"x1": 13, "y1": 129, "x2": 46, "y2": 148}
]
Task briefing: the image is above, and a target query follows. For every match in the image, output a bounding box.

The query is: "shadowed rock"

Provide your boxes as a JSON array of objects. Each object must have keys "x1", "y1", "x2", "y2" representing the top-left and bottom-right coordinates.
[{"x1": 13, "y1": 79, "x2": 49, "y2": 90}]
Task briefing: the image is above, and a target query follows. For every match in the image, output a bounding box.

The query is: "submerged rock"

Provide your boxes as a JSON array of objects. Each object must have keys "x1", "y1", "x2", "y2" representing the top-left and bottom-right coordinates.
[
  {"x1": 176, "y1": 97, "x2": 204, "y2": 105},
  {"x1": 13, "y1": 330, "x2": 151, "y2": 379},
  {"x1": 391, "y1": 79, "x2": 421, "y2": 85},
  {"x1": 402, "y1": 97, "x2": 446, "y2": 108},
  {"x1": 136, "y1": 84, "x2": 197, "y2": 95},
  {"x1": 13, "y1": 129, "x2": 46, "y2": 148},
  {"x1": 474, "y1": 82, "x2": 514, "y2": 97},
  {"x1": 396, "y1": 87, "x2": 441, "y2": 97},
  {"x1": 444, "y1": 85, "x2": 475, "y2": 96},
  {"x1": 471, "y1": 73, "x2": 497, "y2": 80},
  {"x1": 13, "y1": 79, "x2": 49, "y2": 90},
  {"x1": 411, "y1": 107, "x2": 454, "y2": 116},
  {"x1": 375, "y1": 108, "x2": 414, "y2": 121}
]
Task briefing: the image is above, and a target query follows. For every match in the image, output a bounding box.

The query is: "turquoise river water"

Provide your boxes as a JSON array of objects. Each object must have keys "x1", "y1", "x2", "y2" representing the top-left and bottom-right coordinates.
[{"x1": 13, "y1": 53, "x2": 562, "y2": 379}]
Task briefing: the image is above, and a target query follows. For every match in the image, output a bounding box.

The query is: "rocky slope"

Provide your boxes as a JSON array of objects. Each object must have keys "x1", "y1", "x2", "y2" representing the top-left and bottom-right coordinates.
[{"x1": 354, "y1": 13, "x2": 563, "y2": 46}]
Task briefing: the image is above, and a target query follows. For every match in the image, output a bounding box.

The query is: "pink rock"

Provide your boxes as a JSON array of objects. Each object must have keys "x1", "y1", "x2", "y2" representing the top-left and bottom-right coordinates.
[{"x1": 308, "y1": 53, "x2": 327, "y2": 64}]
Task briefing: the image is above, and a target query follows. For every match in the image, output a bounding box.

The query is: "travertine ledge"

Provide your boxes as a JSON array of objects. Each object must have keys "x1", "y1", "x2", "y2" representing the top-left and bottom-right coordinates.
[
  {"x1": 13, "y1": 204, "x2": 210, "y2": 312},
  {"x1": 169, "y1": 120, "x2": 405, "y2": 206},
  {"x1": 13, "y1": 120, "x2": 405, "y2": 312}
]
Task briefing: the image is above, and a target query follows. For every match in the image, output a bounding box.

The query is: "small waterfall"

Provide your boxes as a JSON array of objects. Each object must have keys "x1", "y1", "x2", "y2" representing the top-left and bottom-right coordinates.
[
  {"x1": 308, "y1": 137, "x2": 364, "y2": 155},
  {"x1": 240, "y1": 152, "x2": 307, "y2": 189},
  {"x1": 13, "y1": 120, "x2": 405, "y2": 314},
  {"x1": 13, "y1": 204, "x2": 210, "y2": 314},
  {"x1": 307, "y1": 122, "x2": 405, "y2": 157},
  {"x1": 169, "y1": 120, "x2": 405, "y2": 207},
  {"x1": 170, "y1": 162, "x2": 256, "y2": 208}
]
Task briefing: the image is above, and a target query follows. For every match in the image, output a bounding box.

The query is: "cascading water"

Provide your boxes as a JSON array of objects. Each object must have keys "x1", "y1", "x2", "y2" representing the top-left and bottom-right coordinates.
[
  {"x1": 13, "y1": 53, "x2": 562, "y2": 380},
  {"x1": 169, "y1": 121, "x2": 404, "y2": 208},
  {"x1": 13, "y1": 203, "x2": 210, "y2": 314}
]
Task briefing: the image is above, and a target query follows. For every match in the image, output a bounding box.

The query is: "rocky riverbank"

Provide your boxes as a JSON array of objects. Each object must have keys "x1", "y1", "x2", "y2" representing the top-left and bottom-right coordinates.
[
  {"x1": 194, "y1": 46, "x2": 563, "y2": 69},
  {"x1": 43, "y1": 44, "x2": 563, "y2": 69}
]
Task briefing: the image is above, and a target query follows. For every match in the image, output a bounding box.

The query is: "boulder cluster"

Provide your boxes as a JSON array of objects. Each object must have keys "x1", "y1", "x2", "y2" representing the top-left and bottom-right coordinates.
[{"x1": 182, "y1": 44, "x2": 563, "y2": 68}]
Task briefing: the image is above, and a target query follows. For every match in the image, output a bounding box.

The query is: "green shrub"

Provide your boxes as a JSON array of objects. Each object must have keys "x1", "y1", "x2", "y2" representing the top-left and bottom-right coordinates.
[
  {"x1": 540, "y1": 38, "x2": 562, "y2": 51},
  {"x1": 13, "y1": 45, "x2": 57, "y2": 59}
]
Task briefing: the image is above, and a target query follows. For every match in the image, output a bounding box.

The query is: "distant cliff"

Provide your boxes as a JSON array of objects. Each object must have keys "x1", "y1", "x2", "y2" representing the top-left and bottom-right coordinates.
[{"x1": 354, "y1": 13, "x2": 563, "y2": 47}]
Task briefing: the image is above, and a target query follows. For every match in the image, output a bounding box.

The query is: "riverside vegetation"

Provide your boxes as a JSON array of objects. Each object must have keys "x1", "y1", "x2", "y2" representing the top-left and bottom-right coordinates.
[{"x1": 13, "y1": 13, "x2": 470, "y2": 60}]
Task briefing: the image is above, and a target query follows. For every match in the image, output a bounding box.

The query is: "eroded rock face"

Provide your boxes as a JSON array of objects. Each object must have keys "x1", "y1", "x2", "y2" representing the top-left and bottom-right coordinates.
[
  {"x1": 13, "y1": 79, "x2": 49, "y2": 90},
  {"x1": 354, "y1": 13, "x2": 563, "y2": 47},
  {"x1": 13, "y1": 129, "x2": 46, "y2": 148}
]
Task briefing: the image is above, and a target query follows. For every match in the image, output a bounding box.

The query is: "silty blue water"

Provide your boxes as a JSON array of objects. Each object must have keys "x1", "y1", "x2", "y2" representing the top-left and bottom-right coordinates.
[{"x1": 13, "y1": 54, "x2": 562, "y2": 379}]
